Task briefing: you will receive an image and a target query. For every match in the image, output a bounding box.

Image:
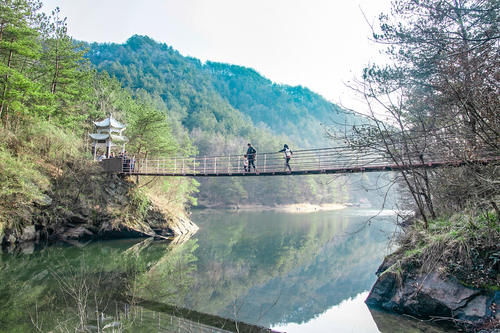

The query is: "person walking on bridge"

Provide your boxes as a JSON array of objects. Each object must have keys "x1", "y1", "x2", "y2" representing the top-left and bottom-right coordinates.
[
  {"x1": 246, "y1": 143, "x2": 257, "y2": 172},
  {"x1": 243, "y1": 154, "x2": 249, "y2": 172},
  {"x1": 279, "y1": 144, "x2": 293, "y2": 172}
]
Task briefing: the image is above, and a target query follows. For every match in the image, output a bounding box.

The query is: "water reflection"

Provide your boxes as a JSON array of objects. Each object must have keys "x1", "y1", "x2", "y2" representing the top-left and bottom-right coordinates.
[
  {"x1": 272, "y1": 292, "x2": 379, "y2": 333},
  {"x1": 0, "y1": 238, "x2": 197, "y2": 332},
  {"x1": 177, "y1": 209, "x2": 397, "y2": 327},
  {"x1": 369, "y1": 308, "x2": 454, "y2": 333},
  {"x1": 0, "y1": 209, "x2": 448, "y2": 332}
]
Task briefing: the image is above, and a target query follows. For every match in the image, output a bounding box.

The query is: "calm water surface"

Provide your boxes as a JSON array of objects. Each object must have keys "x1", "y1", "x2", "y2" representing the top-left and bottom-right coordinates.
[{"x1": 0, "y1": 209, "x2": 451, "y2": 332}]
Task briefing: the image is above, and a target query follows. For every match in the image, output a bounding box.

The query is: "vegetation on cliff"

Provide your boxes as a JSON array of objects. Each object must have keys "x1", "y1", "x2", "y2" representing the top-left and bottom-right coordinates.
[
  {"x1": 398, "y1": 212, "x2": 499, "y2": 289},
  {"x1": 0, "y1": 0, "x2": 197, "y2": 245}
]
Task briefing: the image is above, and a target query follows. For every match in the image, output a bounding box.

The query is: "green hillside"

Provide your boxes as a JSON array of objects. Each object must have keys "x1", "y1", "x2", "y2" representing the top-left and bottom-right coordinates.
[
  {"x1": 84, "y1": 35, "x2": 373, "y2": 207},
  {"x1": 0, "y1": 4, "x2": 197, "y2": 242},
  {"x1": 85, "y1": 35, "x2": 361, "y2": 148},
  {"x1": 205, "y1": 61, "x2": 353, "y2": 147}
]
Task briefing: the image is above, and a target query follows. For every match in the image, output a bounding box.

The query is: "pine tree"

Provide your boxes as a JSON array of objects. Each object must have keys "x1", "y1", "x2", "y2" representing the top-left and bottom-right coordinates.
[
  {"x1": 0, "y1": 0, "x2": 43, "y2": 127},
  {"x1": 39, "y1": 6, "x2": 91, "y2": 130}
]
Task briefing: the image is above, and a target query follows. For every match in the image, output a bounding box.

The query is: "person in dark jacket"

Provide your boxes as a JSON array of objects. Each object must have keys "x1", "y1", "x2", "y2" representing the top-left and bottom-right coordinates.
[
  {"x1": 279, "y1": 144, "x2": 293, "y2": 172},
  {"x1": 246, "y1": 143, "x2": 257, "y2": 172}
]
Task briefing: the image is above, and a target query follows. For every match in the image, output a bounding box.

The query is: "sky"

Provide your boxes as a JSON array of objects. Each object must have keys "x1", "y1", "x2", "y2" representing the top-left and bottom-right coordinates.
[
  {"x1": 41, "y1": 0, "x2": 392, "y2": 110},
  {"x1": 272, "y1": 292, "x2": 379, "y2": 333}
]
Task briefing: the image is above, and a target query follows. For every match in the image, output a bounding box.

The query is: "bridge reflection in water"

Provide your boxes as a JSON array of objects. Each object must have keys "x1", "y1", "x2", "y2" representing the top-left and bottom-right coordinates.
[
  {"x1": 101, "y1": 145, "x2": 499, "y2": 177},
  {"x1": 126, "y1": 298, "x2": 279, "y2": 333}
]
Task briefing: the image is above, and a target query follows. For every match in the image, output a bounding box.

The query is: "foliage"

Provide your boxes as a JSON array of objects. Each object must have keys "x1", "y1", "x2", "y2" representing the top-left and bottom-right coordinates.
[
  {"x1": 0, "y1": 1, "x2": 199, "y2": 236},
  {"x1": 134, "y1": 240, "x2": 199, "y2": 305},
  {"x1": 0, "y1": 0, "x2": 44, "y2": 125},
  {"x1": 86, "y1": 35, "x2": 253, "y2": 137},
  {"x1": 206, "y1": 61, "x2": 361, "y2": 147},
  {"x1": 124, "y1": 90, "x2": 179, "y2": 158},
  {"x1": 341, "y1": 0, "x2": 500, "y2": 226},
  {"x1": 395, "y1": 211, "x2": 499, "y2": 289},
  {"x1": 0, "y1": 143, "x2": 49, "y2": 229},
  {"x1": 85, "y1": 35, "x2": 365, "y2": 206},
  {"x1": 128, "y1": 187, "x2": 150, "y2": 220}
]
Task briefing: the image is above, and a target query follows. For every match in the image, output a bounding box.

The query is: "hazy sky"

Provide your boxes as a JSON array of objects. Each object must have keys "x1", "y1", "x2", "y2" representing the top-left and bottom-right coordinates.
[{"x1": 41, "y1": 0, "x2": 392, "y2": 108}]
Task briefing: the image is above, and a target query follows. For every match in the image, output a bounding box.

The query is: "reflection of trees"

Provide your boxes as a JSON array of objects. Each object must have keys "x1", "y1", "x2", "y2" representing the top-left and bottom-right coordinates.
[
  {"x1": 0, "y1": 242, "x2": 135, "y2": 332},
  {"x1": 133, "y1": 239, "x2": 198, "y2": 305},
  {"x1": 179, "y1": 211, "x2": 394, "y2": 327},
  {"x1": 0, "y1": 211, "x2": 394, "y2": 331},
  {"x1": 236, "y1": 226, "x2": 389, "y2": 326},
  {"x1": 0, "y1": 238, "x2": 198, "y2": 332}
]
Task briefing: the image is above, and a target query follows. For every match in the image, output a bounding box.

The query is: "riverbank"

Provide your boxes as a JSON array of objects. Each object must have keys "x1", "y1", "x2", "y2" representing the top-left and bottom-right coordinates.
[
  {"x1": 239, "y1": 203, "x2": 346, "y2": 213},
  {"x1": 0, "y1": 119, "x2": 200, "y2": 253},
  {"x1": 0, "y1": 172, "x2": 198, "y2": 252},
  {"x1": 196, "y1": 202, "x2": 346, "y2": 213},
  {"x1": 365, "y1": 211, "x2": 500, "y2": 331}
]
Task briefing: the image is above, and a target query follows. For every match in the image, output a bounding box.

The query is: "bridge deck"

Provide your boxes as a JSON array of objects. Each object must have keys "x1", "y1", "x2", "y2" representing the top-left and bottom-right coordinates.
[
  {"x1": 127, "y1": 160, "x2": 478, "y2": 177},
  {"x1": 110, "y1": 146, "x2": 498, "y2": 177}
]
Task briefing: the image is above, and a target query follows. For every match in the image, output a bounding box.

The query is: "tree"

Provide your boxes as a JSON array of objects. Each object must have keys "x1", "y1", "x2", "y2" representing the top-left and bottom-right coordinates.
[
  {"x1": 0, "y1": 0, "x2": 43, "y2": 127},
  {"x1": 125, "y1": 91, "x2": 179, "y2": 158},
  {"x1": 39, "y1": 6, "x2": 91, "y2": 130},
  {"x1": 344, "y1": 0, "x2": 500, "y2": 225}
]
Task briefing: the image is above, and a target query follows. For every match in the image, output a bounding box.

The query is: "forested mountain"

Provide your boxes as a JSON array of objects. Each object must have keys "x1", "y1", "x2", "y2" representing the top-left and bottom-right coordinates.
[
  {"x1": 85, "y1": 35, "x2": 361, "y2": 149},
  {"x1": 84, "y1": 35, "x2": 374, "y2": 207},
  {"x1": 205, "y1": 61, "x2": 353, "y2": 147},
  {"x1": 87, "y1": 36, "x2": 253, "y2": 141}
]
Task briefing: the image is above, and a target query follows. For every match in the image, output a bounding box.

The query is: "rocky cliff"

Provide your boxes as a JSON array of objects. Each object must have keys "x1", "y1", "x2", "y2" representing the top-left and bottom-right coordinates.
[
  {"x1": 366, "y1": 253, "x2": 500, "y2": 331},
  {"x1": 0, "y1": 173, "x2": 198, "y2": 252}
]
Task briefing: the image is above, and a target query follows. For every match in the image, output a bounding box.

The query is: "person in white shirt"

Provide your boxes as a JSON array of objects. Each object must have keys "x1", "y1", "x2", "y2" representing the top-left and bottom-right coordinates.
[{"x1": 279, "y1": 144, "x2": 293, "y2": 172}]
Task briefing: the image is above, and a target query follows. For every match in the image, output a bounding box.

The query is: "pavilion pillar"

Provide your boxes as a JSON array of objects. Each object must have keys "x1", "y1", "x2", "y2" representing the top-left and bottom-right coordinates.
[{"x1": 92, "y1": 143, "x2": 97, "y2": 161}]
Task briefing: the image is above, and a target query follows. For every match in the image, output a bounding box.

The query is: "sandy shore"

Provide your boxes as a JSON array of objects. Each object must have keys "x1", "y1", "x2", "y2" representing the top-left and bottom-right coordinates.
[{"x1": 235, "y1": 203, "x2": 346, "y2": 213}]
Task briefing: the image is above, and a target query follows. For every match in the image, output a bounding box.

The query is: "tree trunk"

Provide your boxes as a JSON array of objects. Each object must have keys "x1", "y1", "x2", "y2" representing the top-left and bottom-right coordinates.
[{"x1": 0, "y1": 49, "x2": 13, "y2": 122}]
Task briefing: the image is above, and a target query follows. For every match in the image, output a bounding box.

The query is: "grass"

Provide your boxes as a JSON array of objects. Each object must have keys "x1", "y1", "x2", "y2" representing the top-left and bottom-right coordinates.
[
  {"x1": 393, "y1": 210, "x2": 500, "y2": 288},
  {"x1": 0, "y1": 119, "x2": 194, "y2": 244}
]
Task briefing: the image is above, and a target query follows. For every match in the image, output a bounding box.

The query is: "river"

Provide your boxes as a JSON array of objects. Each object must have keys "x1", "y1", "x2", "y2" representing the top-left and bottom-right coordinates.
[{"x1": 0, "y1": 208, "x2": 452, "y2": 332}]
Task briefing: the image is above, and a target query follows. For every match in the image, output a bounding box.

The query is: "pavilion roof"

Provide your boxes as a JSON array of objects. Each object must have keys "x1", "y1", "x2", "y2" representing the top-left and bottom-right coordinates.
[
  {"x1": 93, "y1": 115, "x2": 126, "y2": 129},
  {"x1": 89, "y1": 133, "x2": 128, "y2": 142},
  {"x1": 89, "y1": 133, "x2": 109, "y2": 140}
]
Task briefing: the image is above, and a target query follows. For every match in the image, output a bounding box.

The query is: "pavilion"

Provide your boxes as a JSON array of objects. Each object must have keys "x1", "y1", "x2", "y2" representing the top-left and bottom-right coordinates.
[{"x1": 89, "y1": 114, "x2": 128, "y2": 160}]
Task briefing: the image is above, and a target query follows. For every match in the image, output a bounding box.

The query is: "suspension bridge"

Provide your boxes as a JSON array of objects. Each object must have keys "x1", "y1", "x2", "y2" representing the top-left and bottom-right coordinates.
[{"x1": 101, "y1": 144, "x2": 499, "y2": 177}]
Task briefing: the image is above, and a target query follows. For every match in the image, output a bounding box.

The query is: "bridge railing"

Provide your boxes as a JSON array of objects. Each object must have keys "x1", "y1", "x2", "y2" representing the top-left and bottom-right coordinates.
[
  {"x1": 113, "y1": 136, "x2": 499, "y2": 175},
  {"x1": 125, "y1": 147, "x2": 479, "y2": 175},
  {"x1": 120, "y1": 145, "x2": 499, "y2": 175}
]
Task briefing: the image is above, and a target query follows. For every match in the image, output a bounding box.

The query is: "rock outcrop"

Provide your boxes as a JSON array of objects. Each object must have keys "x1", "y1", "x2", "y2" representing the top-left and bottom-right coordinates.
[
  {"x1": 366, "y1": 255, "x2": 500, "y2": 329},
  {"x1": 1, "y1": 174, "x2": 198, "y2": 251}
]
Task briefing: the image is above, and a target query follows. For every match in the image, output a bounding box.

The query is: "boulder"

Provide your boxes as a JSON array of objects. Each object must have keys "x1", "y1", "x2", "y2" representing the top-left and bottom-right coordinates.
[
  {"x1": 365, "y1": 270, "x2": 398, "y2": 307},
  {"x1": 366, "y1": 265, "x2": 498, "y2": 327},
  {"x1": 459, "y1": 295, "x2": 488, "y2": 320},
  {"x1": 61, "y1": 226, "x2": 94, "y2": 240},
  {"x1": 166, "y1": 214, "x2": 199, "y2": 237},
  {"x1": 34, "y1": 194, "x2": 52, "y2": 207},
  {"x1": 7, "y1": 234, "x2": 16, "y2": 244},
  {"x1": 409, "y1": 272, "x2": 480, "y2": 315},
  {"x1": 69, "y1": 214, "x2": 87, "y2": 224},
  {"x1": 20, "y1": 225, "x2": 36, "y2": 242},
  {"x1": 20, "y1": 242, "x2": 35, "y2": 254}
]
